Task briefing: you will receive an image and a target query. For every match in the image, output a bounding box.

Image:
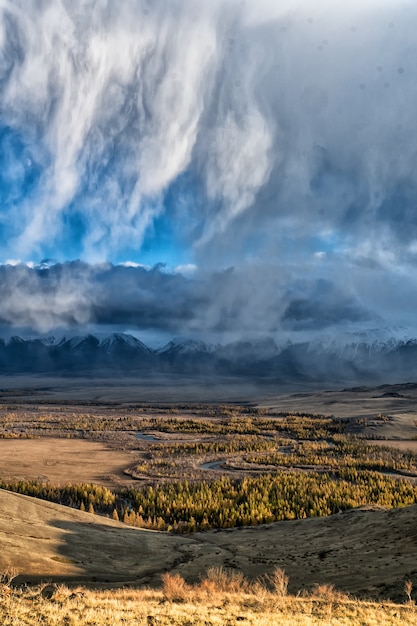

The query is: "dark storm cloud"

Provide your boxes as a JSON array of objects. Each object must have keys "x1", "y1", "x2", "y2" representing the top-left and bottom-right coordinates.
[
  {"x1": 282, "y1": 280, "x2": 373, "y2": 331},
  {"x1": 0, "y1": 262, "x2": 196, "y2": 332},
  {"x1": 0, "y1": 1, "x2": 417, "y2": 339},
  {"x1": 0, "y1": 261, "x2": 377, "y2": 336}
]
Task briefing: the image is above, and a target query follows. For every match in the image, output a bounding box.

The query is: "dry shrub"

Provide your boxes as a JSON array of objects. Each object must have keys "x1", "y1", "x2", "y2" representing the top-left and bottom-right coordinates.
[
  {"x1": 0, "y1": 569, "x2": 18, "y2": 586},
  {"x1": 0, "y1": 583, "x2": 11, "y2": 598},
  {"x1": 265, "y1": 567, "x2": 289, "y2": 598},
  {"x1": 46, "y1": 584, "x2": 73, "y2": 604},
  {"x1": 311, "y1": 583, "x2": 348, "y2": 602},
  {"x1": 161, "y1": 572, "x2": 191, "y2": 602},
  {"x1": 405, "y1": 580, "x2": 413, "y2": 603},
  {"x1": 198, "y1": 578, "x2": 218, "y2": 596},
  {"x1": 0, "y1": 570, "x2": 18, "y2": 601},
  {"x1": 204, "y1": 566, "x2": 249, "y2": 593},
  {"x1": 250, "y1": 579, "x2": 270, "y2": 604},
  {"x1": 39, "y1": 584, "x2": 56, "y2": 600}
]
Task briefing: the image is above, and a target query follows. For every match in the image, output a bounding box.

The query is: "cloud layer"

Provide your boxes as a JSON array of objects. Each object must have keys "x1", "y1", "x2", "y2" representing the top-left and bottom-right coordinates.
[
  {"x1": 0, "y1": 2, "x2": 415, "y2": 258},
  {"x1": 1, "y1": 1, "x2": 417, "y2": 337},
  {"x1": 0, "y1": 261, "x2": 379, "y2": 338}
]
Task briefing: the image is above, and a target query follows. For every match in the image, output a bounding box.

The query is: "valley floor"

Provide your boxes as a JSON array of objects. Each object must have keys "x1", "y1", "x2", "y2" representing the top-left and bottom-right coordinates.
[{"x1": 2, "y1": 380, "x2": 417, "y2": 623}]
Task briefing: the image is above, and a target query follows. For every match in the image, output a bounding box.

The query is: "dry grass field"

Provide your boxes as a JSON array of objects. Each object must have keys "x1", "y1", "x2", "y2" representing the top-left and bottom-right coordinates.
[
  {"x1": 2, "y1": 379, "x2": 417, "y2": 623},
  {"x1": 0, "y1": 439, "x2": 138, "y2": 489},
  {"x1": 1, "y1": 581, "x2": 416, "y2": 625},
  {"x1": 1, "y1": 489, "x2": 416, "y2": 624},
  {"x1": 371, "y1": 440, "x2": 417, "y2": 453},
  {"x1": 1, "y1": 489, "x2": 417, "y2": 603}
]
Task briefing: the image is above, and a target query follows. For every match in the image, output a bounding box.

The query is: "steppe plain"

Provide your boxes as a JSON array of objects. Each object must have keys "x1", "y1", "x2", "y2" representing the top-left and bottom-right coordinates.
[{"x1": 1, "y1": 376, "x2": 417, "y2": 624}]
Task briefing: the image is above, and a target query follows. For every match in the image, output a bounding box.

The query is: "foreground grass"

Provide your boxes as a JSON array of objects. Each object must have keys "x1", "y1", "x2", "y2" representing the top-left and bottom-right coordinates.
[{"x1": 0, "y1": 570, "x2": 415, "y2": 626}]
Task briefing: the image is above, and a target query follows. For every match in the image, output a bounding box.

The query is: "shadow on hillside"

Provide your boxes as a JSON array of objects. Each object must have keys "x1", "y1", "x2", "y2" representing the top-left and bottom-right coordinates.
[
  {"x1": 13, "y1": 516, "x2": 191, "y2": 589},
  {"x1": 9, "y1": 509, "x2": 417, "y2": 603}
]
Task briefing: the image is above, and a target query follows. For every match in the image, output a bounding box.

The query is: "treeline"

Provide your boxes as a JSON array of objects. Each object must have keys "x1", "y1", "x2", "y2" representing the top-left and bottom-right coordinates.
[
  {"x1": 149, "y1": 435, "x2": 277, "y2": 457},
  {"x1": 246, "y1": 438, "x2": 417, "y2": 474},
  {"x1": 118, "y1": 471, "x2": 417, "y2": 531},
  {"x1": 0, "y1": 408, "x2": 341, "y2": 440},
  {"x1": 138, "y1": 415, "x2": 343, "y2": 438},
  {"x1": 2, "y1": 469, "x2": 417, "y2": 533},
  {"x1": 0, "y1": 481, "x2": 116, "y2": 513}
]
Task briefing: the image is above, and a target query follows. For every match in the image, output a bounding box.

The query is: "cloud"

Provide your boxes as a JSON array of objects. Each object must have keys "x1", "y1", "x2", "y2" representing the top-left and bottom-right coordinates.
[
  {"x1": 4, "y1": 258, "x2": 417, "y2": 343},
  {"x1": 0, "y1": 261, "x2": 377, "y2": 337},
  {"x1": 281, "y1": 279, "x2": 374, "y2": 331},
  {"x1": 0, "y1": 261, "x2": 201, "y2": 333},
  {"x1": 0, "y1": 0, "x2": 226, "y2": 260},
  {"x1": 0, "y1": 1, "x2": 417, "y2": 339},
  {"x1": 0, "y1": 0, "x2": 413, "y2": 263}
]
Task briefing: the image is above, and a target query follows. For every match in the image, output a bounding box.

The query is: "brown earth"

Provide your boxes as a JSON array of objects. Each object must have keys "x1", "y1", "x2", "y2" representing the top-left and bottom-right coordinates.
[
  {"x1": 1, "y1": 489, "x2": 417, "y2": 601},
  {"x1": 0, "y1": 375, "x2": 274, "y2": 404},
  {"x1": 2, "y1": 378, "x2": 417, "y2": 603},
  {"x1": 2, "y1": 377, "x2": 417, "y2": 438},
  {"x1": 0, "y1": 439, "x2": 139, "y2": 489},
  {"x1": 370, "y1": 440, "x2": 417, "y2": 453},
  {"x1": 0, "y1": 488, "x2": 194, "y2": 587}
]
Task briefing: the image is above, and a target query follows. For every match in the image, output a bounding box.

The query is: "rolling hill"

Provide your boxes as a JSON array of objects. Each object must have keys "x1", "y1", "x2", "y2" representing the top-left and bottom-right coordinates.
[{"x1": 1, "y1": 489, "x2": 416, "y2": 601}]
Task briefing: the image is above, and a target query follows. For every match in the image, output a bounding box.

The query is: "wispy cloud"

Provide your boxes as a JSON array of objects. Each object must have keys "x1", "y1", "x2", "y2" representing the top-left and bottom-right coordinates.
[
  {"x1": 0, "y1": 261, "x2": 376, "y2": 336},
  {"x1": 0, "y1": 0, "x2": 414, "y2": 264},
  {"x1": 0, "y1": 1, "x2": 416, "y2": 339}
]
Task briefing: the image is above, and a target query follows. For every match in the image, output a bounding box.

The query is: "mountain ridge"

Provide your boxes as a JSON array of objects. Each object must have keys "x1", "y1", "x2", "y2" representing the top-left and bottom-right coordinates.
[{"x1": 1, "y1": 329, "x2": 417, "y2": 382}]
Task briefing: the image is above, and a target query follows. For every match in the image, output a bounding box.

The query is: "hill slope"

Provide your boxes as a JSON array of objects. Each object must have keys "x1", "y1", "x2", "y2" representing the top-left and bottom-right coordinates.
[{"x1": 1, "y1": 489, "x2": 416, "y2": 601}]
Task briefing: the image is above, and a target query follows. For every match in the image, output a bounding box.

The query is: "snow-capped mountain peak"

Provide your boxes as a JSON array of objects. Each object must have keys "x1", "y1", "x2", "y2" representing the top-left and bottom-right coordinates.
[
  {"x1": 100, "y1": 333, "x2": 152, "y2": 353},
  {"x1": 158, "y1": 338, "x2": 215, "y2": 355}
]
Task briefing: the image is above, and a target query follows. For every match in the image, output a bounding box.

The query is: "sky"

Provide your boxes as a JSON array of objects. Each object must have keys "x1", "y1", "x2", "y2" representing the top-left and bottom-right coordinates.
[{"x1": 0, "y1": 0, "x2": 416, "y2": 342}]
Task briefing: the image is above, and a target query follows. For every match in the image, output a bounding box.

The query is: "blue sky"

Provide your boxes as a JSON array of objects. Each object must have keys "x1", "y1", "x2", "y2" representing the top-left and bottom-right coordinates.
[{"x1": 0, "y1": 0, "x2": 417, "y2": 337}]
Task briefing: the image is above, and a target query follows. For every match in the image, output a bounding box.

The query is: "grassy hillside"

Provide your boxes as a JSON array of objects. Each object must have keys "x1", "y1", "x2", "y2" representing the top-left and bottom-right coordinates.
[
  {"x1": 1, "y1": 489, "x2": 417, "y2": 602},
  {"x1": 1, "y1": 388, "x2": 417, "y2": 624}
]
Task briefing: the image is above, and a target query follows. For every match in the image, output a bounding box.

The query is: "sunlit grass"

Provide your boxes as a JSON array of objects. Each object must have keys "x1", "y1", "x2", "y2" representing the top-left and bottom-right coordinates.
[{"x1": 0, "y1": 568, "x2": 415, "y2": 626}]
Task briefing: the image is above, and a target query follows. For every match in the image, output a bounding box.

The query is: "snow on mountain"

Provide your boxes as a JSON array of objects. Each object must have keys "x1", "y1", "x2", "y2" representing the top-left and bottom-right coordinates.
[
  {"x1": 37, "y1": 335, "x2": 67, "y2": 347},
  {"x1": 7, "y1": 336, "x2": 25, "y2": 345},
  {"x1": 1, "y1": 327, "x2": 417, "y2": 381},
  {"x1": 62, "y1": 335, "x2": 99, "y2": 350},
  {"x1": 308, "y1": 326, "x2": 414, "y2": 359},
  {"x1": 158, "y1": 338, "x2": 216, "y2": 355},
  {"x1": 100, "y1": 333, "x2": 152, "y2": 353}
]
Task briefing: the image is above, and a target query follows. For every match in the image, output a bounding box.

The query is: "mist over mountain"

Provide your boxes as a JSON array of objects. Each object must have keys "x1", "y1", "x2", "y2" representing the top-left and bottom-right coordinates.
[
  {"x1": 2, "y1": 327, "x2": 417, "y2": 385},
  {"x1": 0, "y1": 261, "x2": 377, "y2": 336},
  {"x1": 0, "y1": 261, "x2": 415, "y2": 384},
  {"x1": 1, "y1": 2, "x2": 417, "y2": 381}
]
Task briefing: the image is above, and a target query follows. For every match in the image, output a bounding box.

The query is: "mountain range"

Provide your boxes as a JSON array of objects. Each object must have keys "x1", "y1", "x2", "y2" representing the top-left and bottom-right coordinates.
[{"x1": 1, "y1": 328, "x2": 417, "y2": 383}]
